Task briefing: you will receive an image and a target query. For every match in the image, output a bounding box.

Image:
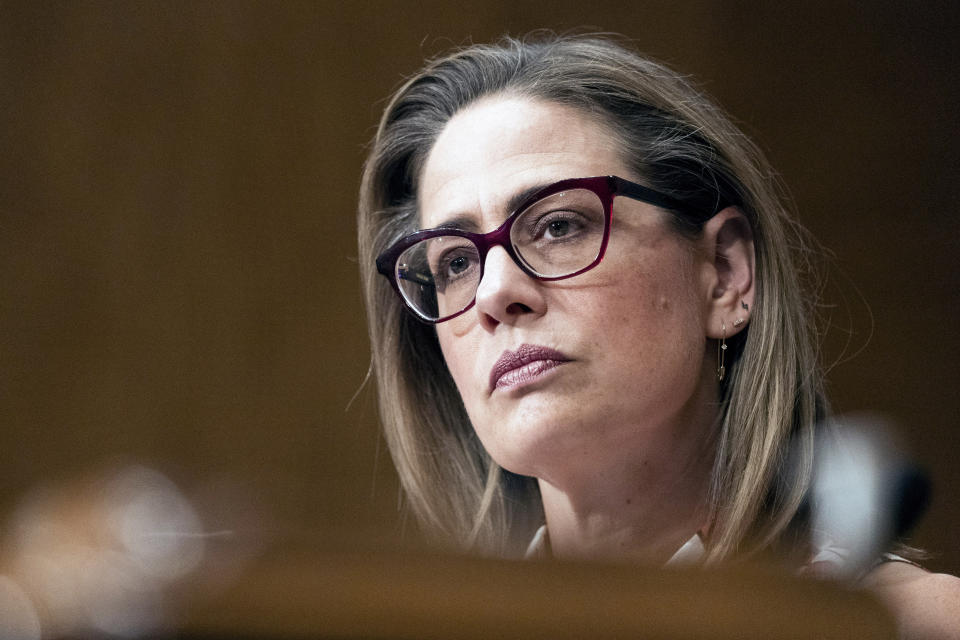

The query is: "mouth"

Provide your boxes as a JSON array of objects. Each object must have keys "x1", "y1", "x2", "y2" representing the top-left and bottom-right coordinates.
[{"x1": 489, "y1": 344, "x2": 572, "y2": 393}]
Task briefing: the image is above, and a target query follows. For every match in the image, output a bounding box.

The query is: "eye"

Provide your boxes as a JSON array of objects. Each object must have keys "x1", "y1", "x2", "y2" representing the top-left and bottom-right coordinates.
[
  {"x1": 530, "y1": 211, "x2": 587, "y2": 242},
  {"x1": 545, "y1": 218, "x2": 573, "y2": 239},
  {"x1": 447, "y1": 254, "x2": 472, "y2": 275},
  {"x1": 438, "y1": 248, "x2": 477, "y2": 277},
  {"x1": 429, "y1": 242, "x2": 480, "y2": 293}
]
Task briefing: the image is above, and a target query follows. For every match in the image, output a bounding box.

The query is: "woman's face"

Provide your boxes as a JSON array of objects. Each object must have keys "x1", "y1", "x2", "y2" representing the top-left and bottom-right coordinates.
[{"x1": 418, "y1": 97, "x2": 719, "y2": 482}]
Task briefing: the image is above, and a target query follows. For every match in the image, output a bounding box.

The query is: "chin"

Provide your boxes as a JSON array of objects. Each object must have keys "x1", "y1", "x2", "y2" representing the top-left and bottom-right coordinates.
[{"x1": 476, "y1": 412, "x2": 584, "y2": 479}]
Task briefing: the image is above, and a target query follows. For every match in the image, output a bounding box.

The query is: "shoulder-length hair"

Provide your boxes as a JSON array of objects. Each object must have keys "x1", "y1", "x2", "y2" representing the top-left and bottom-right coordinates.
[{"x1": 357, "y1": 34, "x2": 826, "y2": 561}]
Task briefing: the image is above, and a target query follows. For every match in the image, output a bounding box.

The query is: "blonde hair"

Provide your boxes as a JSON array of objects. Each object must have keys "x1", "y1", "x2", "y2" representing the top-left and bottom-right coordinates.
[{"x1": 358, "y1": 34, "x2": 826, "y2": 560}]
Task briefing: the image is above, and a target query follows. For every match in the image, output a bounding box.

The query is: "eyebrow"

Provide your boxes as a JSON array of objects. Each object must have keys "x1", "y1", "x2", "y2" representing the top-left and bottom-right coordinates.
[{"x1": 428, "y1": 181, "x2": 553, "y2": 232}]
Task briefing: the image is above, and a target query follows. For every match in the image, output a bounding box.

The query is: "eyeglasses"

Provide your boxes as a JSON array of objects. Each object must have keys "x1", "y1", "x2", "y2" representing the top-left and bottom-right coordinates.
[{"x1": 376, "y1": 175, "x2": 715, "y2": 323}]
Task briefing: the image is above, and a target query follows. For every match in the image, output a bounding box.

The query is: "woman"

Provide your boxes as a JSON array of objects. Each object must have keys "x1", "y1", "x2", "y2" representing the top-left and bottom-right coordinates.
[{"x1": 357, "y1": 34, "x2": 959, "y2": 635}]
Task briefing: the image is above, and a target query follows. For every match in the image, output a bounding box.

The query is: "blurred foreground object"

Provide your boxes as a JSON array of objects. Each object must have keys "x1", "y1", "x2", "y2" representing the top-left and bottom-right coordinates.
[
  {"x1": 180, "y1": 548, "x2": 896, "y2": 639},
  {"x1": 807, "y1": 414, "x2": 930, "y2": 579},
  {"x1": 0, "y1": 423, "x2": 926, "y2": 640},
  {"x1": 0, "y1": 464, "x2": 258, "y2": 639}
]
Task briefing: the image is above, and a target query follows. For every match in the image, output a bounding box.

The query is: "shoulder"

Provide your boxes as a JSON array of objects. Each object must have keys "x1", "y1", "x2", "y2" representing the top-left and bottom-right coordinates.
[{"x1": 860, "y1": 561, "x2": 960, "y2": 640}]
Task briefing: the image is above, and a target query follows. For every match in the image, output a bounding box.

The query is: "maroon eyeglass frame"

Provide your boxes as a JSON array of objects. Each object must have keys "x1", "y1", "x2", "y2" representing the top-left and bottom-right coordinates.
[{"x1": 375, "y1": 175, "x2": 717, "y2": 324}]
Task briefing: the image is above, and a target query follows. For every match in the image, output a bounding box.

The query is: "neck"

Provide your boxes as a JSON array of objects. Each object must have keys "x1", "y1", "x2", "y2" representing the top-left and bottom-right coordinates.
[
  {"x1": 536, "y1": 374, "x2": 718, "y2": 564},
  {"x1": 538, "y1": 459, "x2": 712, "y2": 564}
]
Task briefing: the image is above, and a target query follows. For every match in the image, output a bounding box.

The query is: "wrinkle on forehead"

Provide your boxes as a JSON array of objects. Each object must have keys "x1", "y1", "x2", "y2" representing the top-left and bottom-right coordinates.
[{"x1": 417, "y1": 96, "x2": 626, "y2": 232}]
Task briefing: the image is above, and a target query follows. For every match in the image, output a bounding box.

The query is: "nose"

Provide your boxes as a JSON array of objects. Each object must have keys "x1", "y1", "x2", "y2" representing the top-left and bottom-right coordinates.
[{"x1": 473, "y1": 246, "x2": 547, "y2": 330}]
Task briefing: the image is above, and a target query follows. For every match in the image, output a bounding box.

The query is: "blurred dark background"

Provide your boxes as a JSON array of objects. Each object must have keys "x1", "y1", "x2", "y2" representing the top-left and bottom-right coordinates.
[{"x1": 1, "y1": 1, "x2": 957, "y2": 575}]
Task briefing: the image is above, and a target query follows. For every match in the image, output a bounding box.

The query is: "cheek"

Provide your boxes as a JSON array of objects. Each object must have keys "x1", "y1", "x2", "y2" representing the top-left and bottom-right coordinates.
[
  {"x1": 604, "y1": 248, "x2": 701, "y2": 329},
  {"x1": 596, "y1": 249, "x2": 706, "y2": 379},
  {"x1": 436, "y1": 330, "x2": 499, "y2": 451},
  {"x1": 436, "y1": 329, "x2": 480, "y2": 404},
  {"x1": 436, "y1": 329, "x2": 463, "y2": 380}
]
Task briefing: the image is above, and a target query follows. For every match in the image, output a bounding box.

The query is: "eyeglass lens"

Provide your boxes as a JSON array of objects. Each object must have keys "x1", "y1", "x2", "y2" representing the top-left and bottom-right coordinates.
[{"x1": 395, "y1": 188, "x2": 606, "y2": 321}]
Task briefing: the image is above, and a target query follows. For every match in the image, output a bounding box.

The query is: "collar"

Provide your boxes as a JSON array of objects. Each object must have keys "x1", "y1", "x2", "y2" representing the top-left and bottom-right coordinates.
[{"x1": 523, "y1": 525, "x2": 706, "y2": 566}]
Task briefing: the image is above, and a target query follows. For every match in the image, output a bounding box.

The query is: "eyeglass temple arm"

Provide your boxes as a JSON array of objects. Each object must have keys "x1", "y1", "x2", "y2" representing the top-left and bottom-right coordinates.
[
  {"x1": 611, "y1": 176, "x2": 718, "y2": 221},
  {"x1": 612, "y1": 177, "x2": 689, "y2": 212},
  {"x1": 396, "y1": 267, "x2": 435, "y2": 288}
]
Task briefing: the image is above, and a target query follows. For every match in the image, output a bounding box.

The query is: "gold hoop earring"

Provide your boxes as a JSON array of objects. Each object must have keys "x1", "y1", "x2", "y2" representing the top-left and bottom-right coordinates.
[{"x1": 717, "y1": 321, "x2": 727, "y2": 382}]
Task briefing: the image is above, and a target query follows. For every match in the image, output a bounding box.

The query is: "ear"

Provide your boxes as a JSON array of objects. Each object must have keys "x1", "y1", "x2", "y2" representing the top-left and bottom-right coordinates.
[{"x1": 699, "y1": 207, "x2": 755, "y2": 339}]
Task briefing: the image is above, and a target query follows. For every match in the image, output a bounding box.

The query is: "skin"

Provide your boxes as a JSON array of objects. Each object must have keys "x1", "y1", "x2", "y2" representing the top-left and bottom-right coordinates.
[
  {"x1": 860, "y1": 563, "x2": 960, "y2": 640},
  {"x1": 418, "y1": 96, "x2": 754, "y2": 564}
]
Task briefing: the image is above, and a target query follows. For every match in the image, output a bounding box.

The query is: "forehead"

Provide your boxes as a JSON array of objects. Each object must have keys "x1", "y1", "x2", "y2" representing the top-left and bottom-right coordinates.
[{"x1": 418, "y1": 96, "x2": 628, "y2": 230}]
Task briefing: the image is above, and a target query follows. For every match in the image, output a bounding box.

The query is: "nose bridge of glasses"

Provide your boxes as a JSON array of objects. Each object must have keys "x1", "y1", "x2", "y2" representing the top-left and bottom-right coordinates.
[{"x1": 472, "y1": 217, "x2": 524, "y2": 272}]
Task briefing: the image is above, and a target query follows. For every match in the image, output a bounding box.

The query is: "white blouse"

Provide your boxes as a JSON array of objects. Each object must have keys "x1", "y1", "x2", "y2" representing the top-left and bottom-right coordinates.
[
  {"x1": 523, "y1": 525, "x2": 705, "y2": 565},
  {"x1": 523, "y1": 525, "x2": 915, "y2": 576}
]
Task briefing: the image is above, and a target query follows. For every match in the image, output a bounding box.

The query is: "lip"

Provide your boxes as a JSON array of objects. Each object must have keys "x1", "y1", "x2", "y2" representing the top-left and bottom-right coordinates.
[{"x1": 489, "y1": 344, "x2": 572, "y2": 393}]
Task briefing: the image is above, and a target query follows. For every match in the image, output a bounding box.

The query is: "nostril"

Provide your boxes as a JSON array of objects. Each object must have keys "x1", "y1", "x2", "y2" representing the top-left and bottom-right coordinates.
[{"x1": 506, "y1": 302, "x2": 533, "y2": 315}]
